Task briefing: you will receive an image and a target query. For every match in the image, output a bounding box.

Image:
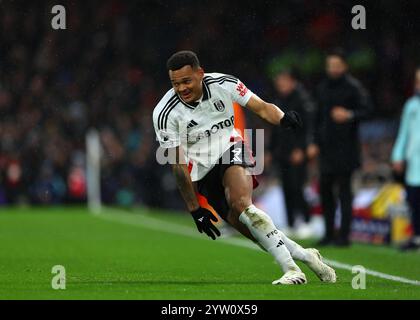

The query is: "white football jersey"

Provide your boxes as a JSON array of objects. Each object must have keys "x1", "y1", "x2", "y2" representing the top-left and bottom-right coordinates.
[{"x1": 153, "y1": 72, "x2": 254, "y2": 181}]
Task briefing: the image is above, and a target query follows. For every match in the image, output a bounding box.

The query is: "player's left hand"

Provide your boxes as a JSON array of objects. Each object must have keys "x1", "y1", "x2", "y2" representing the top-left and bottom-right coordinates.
[
  {"x1": 280, "y1": 111, "x2": 302, "y2": 129},
  {"x1": 190, "y1": 207, "x2": 221, "y2": 240}
]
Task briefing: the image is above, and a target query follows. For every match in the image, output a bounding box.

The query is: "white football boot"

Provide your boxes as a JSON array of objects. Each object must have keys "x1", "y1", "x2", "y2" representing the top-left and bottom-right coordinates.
[
  {"x1": 305, "y1": 248, "x2": 336, "y2": 283},
  {"x1": 272, "y1": 270, "x2": 307, "y2": 285}
]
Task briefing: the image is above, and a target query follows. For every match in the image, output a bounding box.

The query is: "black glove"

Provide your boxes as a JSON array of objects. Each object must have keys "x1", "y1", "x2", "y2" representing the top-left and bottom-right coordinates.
[
  {"x1": 190, "y1": 207, "x2": 221, "y2": 240},
  {"x1": 280, "y1": 111, "x2": 302, "y2": 130}
]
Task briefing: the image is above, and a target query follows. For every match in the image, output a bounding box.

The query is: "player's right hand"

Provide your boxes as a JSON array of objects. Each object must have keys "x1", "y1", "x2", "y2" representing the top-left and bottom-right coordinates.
[{"x1": 190, "y1": 207, "x2": 221, "y2": 240}]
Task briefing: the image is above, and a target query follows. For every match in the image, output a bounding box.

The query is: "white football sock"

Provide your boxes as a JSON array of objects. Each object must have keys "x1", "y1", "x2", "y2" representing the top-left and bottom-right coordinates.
[
  {"x1": 239, "y1": 204, "x2": 301, "y2": 273},
  {"x1": 278, "y1": 231, "x2": 311, "y2": 263}
]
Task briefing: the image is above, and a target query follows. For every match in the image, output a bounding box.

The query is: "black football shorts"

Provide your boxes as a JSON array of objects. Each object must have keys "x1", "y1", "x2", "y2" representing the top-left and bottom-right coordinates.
[{"x1": 196, "y1": 142, "x2": 258, "y2": 221}]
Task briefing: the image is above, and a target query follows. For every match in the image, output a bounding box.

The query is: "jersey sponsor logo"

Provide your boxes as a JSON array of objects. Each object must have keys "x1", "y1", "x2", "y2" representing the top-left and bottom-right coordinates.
[
  {"x1": 236, "y1": 82, "x2": 248, "y2": 97},
  {"x1": 187, "y1": 116, "x2": 235, "y2": 143},
  {"x1": 213, "y1": 100, "x2": 226, "y2": 112}
]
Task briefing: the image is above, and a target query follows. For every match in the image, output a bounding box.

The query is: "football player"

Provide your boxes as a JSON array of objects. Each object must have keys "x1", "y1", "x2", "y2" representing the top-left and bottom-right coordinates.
[{"x1": 153, "y1": 51, "x2": 336, "y2": 285}]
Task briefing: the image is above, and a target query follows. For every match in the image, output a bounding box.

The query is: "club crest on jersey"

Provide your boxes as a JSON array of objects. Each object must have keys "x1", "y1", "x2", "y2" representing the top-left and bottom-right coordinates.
[{"x1": 213, "y1": 100, "x2": 225, "y2": 112}]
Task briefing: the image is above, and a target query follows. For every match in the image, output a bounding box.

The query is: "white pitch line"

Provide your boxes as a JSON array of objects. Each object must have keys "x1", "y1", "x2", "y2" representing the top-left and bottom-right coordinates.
[
  {"x1": 321, "y1": 259, "x2": 420, "y2": 286},
  {"x1": 95, "y1": 208, "x2": 420, "y2": 287}
]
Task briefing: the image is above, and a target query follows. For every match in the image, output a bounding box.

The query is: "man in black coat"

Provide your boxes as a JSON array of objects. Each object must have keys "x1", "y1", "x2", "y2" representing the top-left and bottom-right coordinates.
[
  {"x1": 310, "y1": 49, "x2": 373, "y2": 246},
  {"x1": 269, "y1": 69, "x2": 316, "y2": 230}
]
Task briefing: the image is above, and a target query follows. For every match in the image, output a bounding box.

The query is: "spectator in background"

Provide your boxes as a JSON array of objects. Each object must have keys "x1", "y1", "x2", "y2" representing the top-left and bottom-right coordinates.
[
  {"x1": 0, "y1": 1, "x2": 416, "y2": 209},
  {"x1": 269, "y1": 69, "x2": 316, "y2": 234},
  {"x1": 391, "y1": 67, "x2": 420, "y2": 251},
  {"x1": 310, "y1": 48, "x2": 373, "y2": 246}
]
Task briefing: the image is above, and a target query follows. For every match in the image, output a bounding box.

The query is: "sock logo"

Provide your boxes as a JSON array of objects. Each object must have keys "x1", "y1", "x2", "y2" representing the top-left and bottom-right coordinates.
[
  {"x1": 266, "y1": 230, "x2": 278, "y2": 238},
  {"x1": 198, "y1": 217, "x2": 204, "y2": 222},
  {"x1": 276, "y1": 240, "x2": 284, "y2": 247}
]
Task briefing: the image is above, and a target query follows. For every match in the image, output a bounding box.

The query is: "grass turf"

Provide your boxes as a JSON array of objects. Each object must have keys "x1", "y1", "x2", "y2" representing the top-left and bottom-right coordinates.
[{"x1": 0, "y1": 206, "x2": 419, "y2": 300}]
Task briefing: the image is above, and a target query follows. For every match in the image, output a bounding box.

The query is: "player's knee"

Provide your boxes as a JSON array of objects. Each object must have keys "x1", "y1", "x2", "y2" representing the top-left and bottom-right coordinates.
[{"x1": 229, "y1": 196, "x2": 251, "y2": 215}]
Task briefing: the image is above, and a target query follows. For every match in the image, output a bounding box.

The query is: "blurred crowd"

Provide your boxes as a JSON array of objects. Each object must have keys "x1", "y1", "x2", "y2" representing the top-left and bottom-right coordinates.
[{"x1": 0, "y1": 0, "x2": 419, "y2": 209}]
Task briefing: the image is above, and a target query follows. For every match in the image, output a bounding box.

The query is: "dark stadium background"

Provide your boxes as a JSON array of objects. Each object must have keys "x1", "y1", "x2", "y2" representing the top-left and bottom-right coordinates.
[{"x1": 1, "y1": 0, "x2": 419, "y2": 210}]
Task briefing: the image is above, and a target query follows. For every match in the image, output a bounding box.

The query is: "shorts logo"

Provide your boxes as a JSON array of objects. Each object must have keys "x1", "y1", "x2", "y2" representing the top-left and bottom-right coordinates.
[
  {"x1": 232, "y1": 148, "x2": 242, "y2": 163},
  {"x1": 213, "y1": 100, "x2": 225, "y2": 112}
]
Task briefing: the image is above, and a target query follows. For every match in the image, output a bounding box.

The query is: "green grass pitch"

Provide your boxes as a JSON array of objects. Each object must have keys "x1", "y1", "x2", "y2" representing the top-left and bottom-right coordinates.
[{"x1": 0, "y1": 206, "x2": 419, "y2": 300}]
